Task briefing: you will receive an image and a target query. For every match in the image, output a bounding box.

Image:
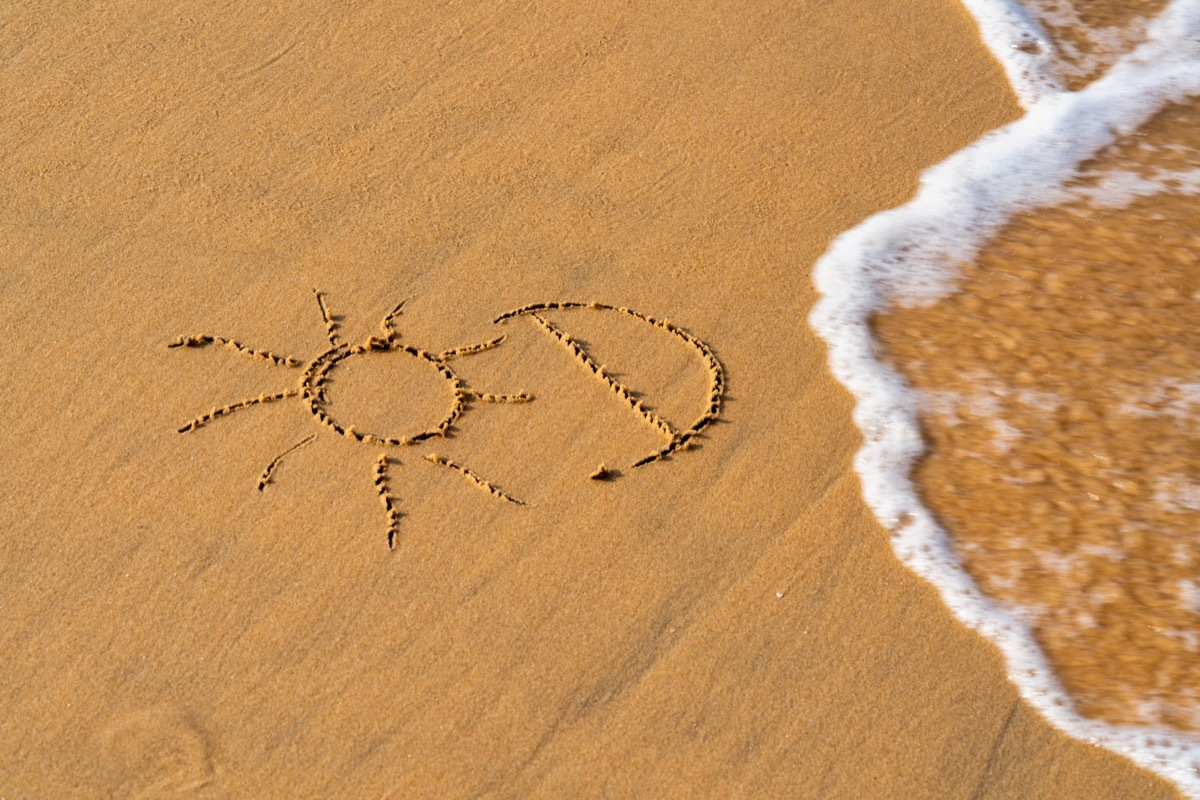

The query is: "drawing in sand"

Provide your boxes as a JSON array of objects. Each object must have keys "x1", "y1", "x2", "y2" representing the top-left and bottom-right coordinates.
[{"x1": 170, "y1": 291, "x2": 725, "y2": 548}]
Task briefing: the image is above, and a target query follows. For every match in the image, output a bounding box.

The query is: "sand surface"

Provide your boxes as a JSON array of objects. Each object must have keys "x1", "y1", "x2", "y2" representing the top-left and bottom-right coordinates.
[
  {"x1": 877, "y1": 97, "x2": 1200, "y2": 739},
  {"x1": 0, "y1": 1, "x2": 1180, "y2": 797}
]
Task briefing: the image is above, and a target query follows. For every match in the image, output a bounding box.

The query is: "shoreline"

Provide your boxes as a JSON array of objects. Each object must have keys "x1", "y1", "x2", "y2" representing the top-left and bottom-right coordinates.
[{"x1": 812, "y1": 1, "x2": 1200, "y2": 794}]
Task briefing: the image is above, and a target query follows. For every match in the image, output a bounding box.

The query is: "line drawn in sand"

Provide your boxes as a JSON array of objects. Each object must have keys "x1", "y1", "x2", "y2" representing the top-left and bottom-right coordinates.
[{"x1": 169, "y1": 292, "x2": 725, "y2": 548}]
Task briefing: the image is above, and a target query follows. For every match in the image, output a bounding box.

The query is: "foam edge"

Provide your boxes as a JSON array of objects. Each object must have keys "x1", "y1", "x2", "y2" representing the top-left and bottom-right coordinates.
[{"x1": 808, "y1": 1, "x2": 1200, "y2": 795}]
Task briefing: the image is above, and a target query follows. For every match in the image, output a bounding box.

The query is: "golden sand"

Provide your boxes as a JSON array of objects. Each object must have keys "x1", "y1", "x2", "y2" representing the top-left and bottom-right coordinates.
[
  {"x1": 0, "y1": 0, "x2": 1183, "y2": 796},
  {"x1": 877, "y1": 99, "x2": 1200, "y2": 734}
]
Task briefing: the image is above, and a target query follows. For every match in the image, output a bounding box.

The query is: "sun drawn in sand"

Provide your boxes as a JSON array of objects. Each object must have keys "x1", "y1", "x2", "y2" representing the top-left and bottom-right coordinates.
[{"x1": 169, "y1": 291, "x2": 725, "y2": 548}]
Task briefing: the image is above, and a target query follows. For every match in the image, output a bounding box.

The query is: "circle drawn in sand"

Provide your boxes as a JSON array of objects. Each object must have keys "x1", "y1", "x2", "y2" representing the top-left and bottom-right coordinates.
[{"x1": 168, "y1": 291, "x2": 724, "y2": 548}]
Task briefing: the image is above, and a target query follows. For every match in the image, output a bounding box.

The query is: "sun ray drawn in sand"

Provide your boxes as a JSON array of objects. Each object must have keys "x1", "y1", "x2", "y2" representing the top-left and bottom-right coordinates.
[{"x1": 169, "y1": 289, "x2": 531, "y2": 549}]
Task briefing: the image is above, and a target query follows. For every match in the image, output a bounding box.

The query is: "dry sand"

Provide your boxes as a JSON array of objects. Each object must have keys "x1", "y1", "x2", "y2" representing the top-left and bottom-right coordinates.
[{"x1": 0, "y1": 1, "x2": 1180, "y2": 797}]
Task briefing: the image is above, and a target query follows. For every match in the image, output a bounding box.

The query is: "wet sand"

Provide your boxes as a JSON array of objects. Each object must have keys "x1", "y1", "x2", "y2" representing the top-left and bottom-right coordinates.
[
  {"x1": 0, "y1": 1, "x2": 1181, "y2": 796},
  {"x1": 1021, "y1": 0, "x2": 1168, "y2": 88},
  {"x1": 877, "y1": 97, "x2": 1200, "y2": 737}
]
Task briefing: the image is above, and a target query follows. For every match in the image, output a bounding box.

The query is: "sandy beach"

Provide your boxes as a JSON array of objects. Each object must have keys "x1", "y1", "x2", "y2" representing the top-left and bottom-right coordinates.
[{"x1": 0, "y1": 0, "x2": 1182, "y2": 797}]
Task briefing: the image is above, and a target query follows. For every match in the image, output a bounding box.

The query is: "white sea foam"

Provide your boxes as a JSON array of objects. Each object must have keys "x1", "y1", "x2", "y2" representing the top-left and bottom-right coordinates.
[
  {"x1": 957, "y1": 0, "x2": 1064, "y2": 105},
  {"x1": 1182, "y1": 581, "x2": 1200, "y2": 615},
  {"x1": 808, "y1": 0, "x2": 1200, "y2": 794},
  {"x1": 1154, "y1": 475, "x2": 1200, "y2": 514},
  {"x1": 1074, "y1": 166, "x2": 1200, "y2": 208},
  {"x1": 1022, "y1": 0, "x2": 1156, "y2": 83},
  {"x1": 1122, "y1": 379, "x2": 1200, "y2": 422}
]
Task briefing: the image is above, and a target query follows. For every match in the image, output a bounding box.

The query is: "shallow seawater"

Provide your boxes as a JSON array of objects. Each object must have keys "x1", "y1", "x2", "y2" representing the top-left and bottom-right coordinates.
[
  {"x1": 875, "y1": 96, "x2": 1200, "y2": 731},
  {"x1": 811, "y1": 0, "x2": 1200, "y2": 790},
  {"x1": 1020, "y1": 0, "x2": 1168, "y2": 88}
]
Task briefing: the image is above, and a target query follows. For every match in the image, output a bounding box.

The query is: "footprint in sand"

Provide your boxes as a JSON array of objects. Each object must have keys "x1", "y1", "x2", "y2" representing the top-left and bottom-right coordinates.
[{"x1": 101, "y1": 706, "x2": 219, "y2": 799}]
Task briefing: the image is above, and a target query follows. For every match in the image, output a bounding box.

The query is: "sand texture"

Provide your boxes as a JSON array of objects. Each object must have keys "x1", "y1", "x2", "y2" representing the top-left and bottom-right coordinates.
[{"x1": 0, "y1": 1, "x2": 1180, "y2": 797}]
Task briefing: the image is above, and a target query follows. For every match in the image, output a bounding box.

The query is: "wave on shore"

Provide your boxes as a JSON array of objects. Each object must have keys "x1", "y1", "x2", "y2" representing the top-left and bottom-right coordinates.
[{"x1": 809, "y1": 0, "x2": 1200, "y2": 794}]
